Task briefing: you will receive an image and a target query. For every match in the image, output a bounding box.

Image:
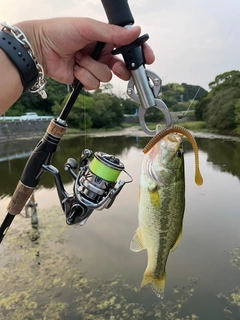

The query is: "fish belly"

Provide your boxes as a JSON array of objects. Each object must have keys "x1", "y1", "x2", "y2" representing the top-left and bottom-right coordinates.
[{"x1": 137, "y1": 172, "x2": 185, "y2": 297}]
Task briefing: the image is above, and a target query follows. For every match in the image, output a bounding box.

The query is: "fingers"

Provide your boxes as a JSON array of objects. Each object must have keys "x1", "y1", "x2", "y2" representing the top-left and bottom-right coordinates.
[
  {"x1": 142, "y1": 43, "x2": 155, "y2": 65},
  {"x1": 109, "y1": 43, "x2": 155, "y2": 80},
  {"x1": 73, "y1": 18, "x2": 141, "y2": 47},
  {"x1": 21, "y1": 17, "x2": 155, "y2": 87},
  {"x1": 107, "y1": 56, "x2": 131, "y2": 81},
  {"x1": 74, "y1": 51, "x2": 112, "y2": 90},
  {"x1": 106, "y1": 42, "x2": 155, "y2": 81},
  {"x1": 75, "y1": 18, "x2": 154, "y2": 65}
]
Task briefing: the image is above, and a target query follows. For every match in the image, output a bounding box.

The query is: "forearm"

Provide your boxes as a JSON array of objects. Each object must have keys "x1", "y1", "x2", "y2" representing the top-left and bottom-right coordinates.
[{"x1": 0, "y1": 49, "x2": 23, "y2": 115}]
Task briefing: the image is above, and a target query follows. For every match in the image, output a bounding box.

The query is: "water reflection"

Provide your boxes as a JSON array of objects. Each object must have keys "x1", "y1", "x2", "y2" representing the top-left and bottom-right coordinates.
[
  {"x1": 197, "y1": 138, "x2": 240, "y2": 178},
  {"x1": 0, "y1": 135, "x2": 201, "y2": 198},
  {"x1": 0, "y1": 136, "x2": 145, "y2": 195}
]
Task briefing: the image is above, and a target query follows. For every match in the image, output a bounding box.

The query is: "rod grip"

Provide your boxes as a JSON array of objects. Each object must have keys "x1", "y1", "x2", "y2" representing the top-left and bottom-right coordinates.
[
  {"x1": 7, "y1": 181, "x2": 34, "y2": 215},
  {"x1": 101, "y1": 0, "x2": 134, "y2": 26},
  {"x1": 7, "y1": 120, "x2": 66, "y2": 214}
]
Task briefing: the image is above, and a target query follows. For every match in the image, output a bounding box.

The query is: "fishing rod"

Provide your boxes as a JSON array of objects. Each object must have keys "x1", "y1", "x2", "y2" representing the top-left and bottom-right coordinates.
[{"x1": 0, "y1": 0, "x2": 172, "y2": 243}]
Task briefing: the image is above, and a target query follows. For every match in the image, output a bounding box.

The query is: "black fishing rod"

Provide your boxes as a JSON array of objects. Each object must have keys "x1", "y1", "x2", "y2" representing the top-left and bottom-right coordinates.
[{"x1": 0, "y1": 0, "x2": 135, "y2": 243}]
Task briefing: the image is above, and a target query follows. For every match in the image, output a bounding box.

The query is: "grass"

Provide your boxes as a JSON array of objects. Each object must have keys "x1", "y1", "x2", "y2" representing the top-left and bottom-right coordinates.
[
  {"x1": 63, "y1": 121, "x2": 208, "y2": 137},
  {"x1": 142, "y1": 121, "x2": 207, "y2": 132},
  {"x1": 173, "y1": 121, "x2": 207, "y2": 131},
  {"x1": 66, "y1": 126, "x2": 124, "y2": 134}
]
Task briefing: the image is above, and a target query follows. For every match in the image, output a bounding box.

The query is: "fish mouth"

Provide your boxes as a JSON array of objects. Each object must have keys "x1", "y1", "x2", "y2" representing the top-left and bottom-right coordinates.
[
  {"x1": 144, "y1": 133, "x2": 183, "y2": 186},
  {"x1": 164, "y1": 132, "x2": 183, "y2": 148}
]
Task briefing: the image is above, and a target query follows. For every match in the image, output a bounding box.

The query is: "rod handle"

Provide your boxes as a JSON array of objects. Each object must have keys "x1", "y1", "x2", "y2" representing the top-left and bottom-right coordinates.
[
  {"x1": 101, "y1": 0, "x2": 134, "y2": 26},
  {"x1": 7, "y1": 181, "x2": 34, "y2": 215},
  {"x1": 7, "y1": 120, "x2": 66, "y2": 215}
]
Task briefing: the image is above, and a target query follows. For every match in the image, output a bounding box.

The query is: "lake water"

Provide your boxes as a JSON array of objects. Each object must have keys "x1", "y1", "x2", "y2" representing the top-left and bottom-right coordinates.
[{"x1": 0, "y1": 133, "x2": 240, "y2": 320}]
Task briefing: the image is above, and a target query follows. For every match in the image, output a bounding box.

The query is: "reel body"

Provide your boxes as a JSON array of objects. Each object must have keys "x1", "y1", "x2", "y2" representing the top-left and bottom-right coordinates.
[{"x1": 44, "y1": 149, "x2": 132, "y2": 226}]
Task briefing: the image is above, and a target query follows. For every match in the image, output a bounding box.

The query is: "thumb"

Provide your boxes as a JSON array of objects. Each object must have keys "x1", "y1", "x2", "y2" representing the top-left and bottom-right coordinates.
[{"x1": 73, "y1": 18, "x2": 141, "y2": 47}]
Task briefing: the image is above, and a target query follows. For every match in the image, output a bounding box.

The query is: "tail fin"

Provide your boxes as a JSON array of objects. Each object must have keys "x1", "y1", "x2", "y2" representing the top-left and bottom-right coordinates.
[{"x1": 141, "y1": 269, "x2": 166, "y2": 298}]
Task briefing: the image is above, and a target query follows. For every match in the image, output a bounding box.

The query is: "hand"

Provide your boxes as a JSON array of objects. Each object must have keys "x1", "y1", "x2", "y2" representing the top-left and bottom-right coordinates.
[{"x1": 15, "y1": 18, "x2": 155, "y2": 90}]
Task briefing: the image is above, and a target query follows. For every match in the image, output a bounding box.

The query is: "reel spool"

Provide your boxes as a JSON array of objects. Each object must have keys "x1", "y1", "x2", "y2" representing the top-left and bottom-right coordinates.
[
  {"x1": 90, "y1": 152, "x2": 124, "y2": 182},
  {"x1": 78, "y1": 152, "x2": 124, "y2": 205},
  {"x1": 75, "y1": 151, "x2": 127, "y2": 210}
]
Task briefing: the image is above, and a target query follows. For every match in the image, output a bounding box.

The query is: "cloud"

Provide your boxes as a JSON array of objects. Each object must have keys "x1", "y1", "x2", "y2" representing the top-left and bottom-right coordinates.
[{"x1": 1, "y1": 0, "x2": 240, "y2": 94}]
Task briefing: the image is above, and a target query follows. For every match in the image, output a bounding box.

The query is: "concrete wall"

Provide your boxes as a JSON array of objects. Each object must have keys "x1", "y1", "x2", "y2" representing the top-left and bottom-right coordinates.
[{"x1": 0, "y1": 121, "x2": 51, "y2": 140}]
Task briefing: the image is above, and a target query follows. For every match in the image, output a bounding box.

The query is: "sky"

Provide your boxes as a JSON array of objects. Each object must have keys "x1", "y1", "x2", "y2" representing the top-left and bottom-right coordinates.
[{"x1": 1, "y1": 0, "x2": 240, "y2": 96}]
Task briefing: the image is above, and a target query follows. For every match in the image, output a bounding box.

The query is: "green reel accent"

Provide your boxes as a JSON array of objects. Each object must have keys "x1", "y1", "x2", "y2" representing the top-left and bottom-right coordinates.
[{"x1": 90, "y1": 157, "x2": 121, "y2": 182}]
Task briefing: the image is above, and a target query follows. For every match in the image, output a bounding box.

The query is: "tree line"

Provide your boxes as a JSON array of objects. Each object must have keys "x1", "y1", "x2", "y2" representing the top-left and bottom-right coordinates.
[
  {"x1": 5, "y1": 77, "x2": 207, "y2": 129},
  {"x1": 5, "y1": 70, "x2": 240, "y2": 135},
  {"x1": 195, "y1": 70, "x2": 240, "y2": 134},
  {"x1": 6, "y1": 80, "x2": 140, "y2": 129}
]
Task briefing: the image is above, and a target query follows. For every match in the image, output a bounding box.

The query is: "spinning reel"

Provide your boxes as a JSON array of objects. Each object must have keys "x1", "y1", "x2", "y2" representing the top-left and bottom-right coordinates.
[{"x1": 43, "y1": 149, "x2": 132, "y2": 226}]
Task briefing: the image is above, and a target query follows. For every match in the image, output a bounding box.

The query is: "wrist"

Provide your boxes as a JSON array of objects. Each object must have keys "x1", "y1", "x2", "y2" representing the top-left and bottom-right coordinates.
[
  {"x1": 0, "y1": 48, "x2": 23, "y2": 115},
  {"x1": 0, "y1": 30, "x2": 38, "y2": 92},
  {"x1": 14, "y1": 20, "x2": 46, "y2": 73},
  {"x1": 0, "y1": 21, "x2": 47, "y2": 98}
]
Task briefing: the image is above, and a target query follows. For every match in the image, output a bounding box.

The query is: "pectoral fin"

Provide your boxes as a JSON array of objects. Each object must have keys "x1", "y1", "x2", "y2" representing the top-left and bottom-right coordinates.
[
  {"x1": 130, "y1": 228, "x2": 145, "y2": 252},
  {"x1": 170, "y1": 229, "x2": 182, "y2": 252}
]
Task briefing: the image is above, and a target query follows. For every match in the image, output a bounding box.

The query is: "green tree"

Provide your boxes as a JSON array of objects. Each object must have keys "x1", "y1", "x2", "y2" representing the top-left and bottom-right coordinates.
[
  {"x1": 195, "y1": 70, "x2": 240, "y2": 132},
  {"x1": 206, "y1": 87, "x2": 239, "y2": 131},
  {"x1": 161, "y1": 83, "x2": 184, "y2": 109},
  {"x1": 53, "y1": 92, "x2": 94, "y2": 129},
  {"x1": 161, "y1": 95, "x2": 178, "y2": 110},
  {"x1": 145, "y1": 107, "x2": 164, "y2": 123},
  {"x1": 209, "y1": 70, "x2": 240, "y2": 89},
  {"x1": 7, "y1": 77, "x2": 68, "y2": 116},
  {"x1": 121, "y1": 98, "x2": 139, "y2": 115},
  {"x1": 89, "y1": 91, "x2": 122, "y2": 128},
  {"x1": 110, "y1": 95, "x2": 125, "y2": 126},
  {"x1": 234, "y1": 99, "x2": 240, "y2": 134},
  {"x1": 195, "y1": 96, "x2": 210, "y2": 121},
  {"x1": 181, "y1": 83, "x2": 207, "y2": 101}
]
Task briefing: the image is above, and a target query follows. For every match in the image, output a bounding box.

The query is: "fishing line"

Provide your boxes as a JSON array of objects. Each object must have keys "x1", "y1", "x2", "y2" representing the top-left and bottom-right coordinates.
[
  {"x1": 175, "y1": 10, "x2": 240, "y2": 123},
  {"x1": 82, "y1": 91, "x2": 88, "y2": 149},
  {"x1": 78, "y1": 90, "x2": 87, "y2": 149},
  {"x1": 130, "y1": 0, "x2": 139, "y2": 10},
  {"x1": 89, "y1": 157, "x2": 122, "y2": 182}
]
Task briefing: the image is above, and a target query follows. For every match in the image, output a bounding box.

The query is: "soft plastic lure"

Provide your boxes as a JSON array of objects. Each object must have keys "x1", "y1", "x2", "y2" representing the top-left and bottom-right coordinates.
[{"x1": 143, "y1": 125, "x2": 203, "y2": 186}]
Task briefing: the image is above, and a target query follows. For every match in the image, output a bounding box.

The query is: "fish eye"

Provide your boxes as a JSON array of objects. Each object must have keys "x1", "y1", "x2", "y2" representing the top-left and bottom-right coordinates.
[{"x1": 177, "y1": 149, "x2": 183, "y2": 157}]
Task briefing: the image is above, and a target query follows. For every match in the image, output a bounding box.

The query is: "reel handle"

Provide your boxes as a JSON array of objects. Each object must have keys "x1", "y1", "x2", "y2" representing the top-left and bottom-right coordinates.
[{"x1": 101, "y1": 0, "x2": 134, "y2": 26}]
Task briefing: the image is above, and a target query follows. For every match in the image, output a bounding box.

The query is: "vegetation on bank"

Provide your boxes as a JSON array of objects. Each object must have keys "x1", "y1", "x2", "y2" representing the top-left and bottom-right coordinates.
[
  {"x1": 146, "y1": 121, "x2": 207, "y2": 132},
  {"x1": 63, "y1": 121, "x2": 208, "y2": 140},
  {"x1": 4, "y1": 69, "x2": 240, "y2": 136},
  {"x1": 195, "y1": 70, "x2": 240, "y2": 135}
]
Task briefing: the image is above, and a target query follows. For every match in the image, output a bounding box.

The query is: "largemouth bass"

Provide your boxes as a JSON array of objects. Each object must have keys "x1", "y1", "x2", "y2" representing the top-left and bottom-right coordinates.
[{"x1": 130, "y1": 126, "x2": 202, "y2": 298}]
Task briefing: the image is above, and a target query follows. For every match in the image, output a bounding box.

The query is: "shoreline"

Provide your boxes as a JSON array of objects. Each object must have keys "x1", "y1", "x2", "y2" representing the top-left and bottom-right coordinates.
[
  {"x1": 1, "y1": 125, "x2": 240, "y2": 143},
  {"x1": 75, "y1": 126, "x2": 240, "y2": 142}
]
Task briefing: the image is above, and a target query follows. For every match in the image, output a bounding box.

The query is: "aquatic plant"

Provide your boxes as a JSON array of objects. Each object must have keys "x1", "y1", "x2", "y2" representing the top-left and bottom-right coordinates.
[
  {"x1": 0, "y1": 206, "x2": 199, "y2": 319},
  {"x1": 217, "y1": 246, "x2": 240, "y2": 320}
]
